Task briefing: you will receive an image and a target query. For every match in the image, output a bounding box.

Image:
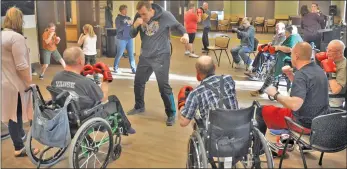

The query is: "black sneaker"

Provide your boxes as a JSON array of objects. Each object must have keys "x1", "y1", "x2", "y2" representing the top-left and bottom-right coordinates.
[
  {"x1": 166, "y1": 116, "x2": 175, "y2": 126},
  {"x1": 127, "y1": 108, "x2": 145, "y2": 115},
  {"x1": 39, "y1": 75, "x2": 44, "y2": 80}
]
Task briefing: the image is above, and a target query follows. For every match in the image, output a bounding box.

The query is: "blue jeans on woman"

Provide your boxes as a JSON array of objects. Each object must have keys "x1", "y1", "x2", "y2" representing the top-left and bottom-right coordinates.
[{"x1": 114, "y1": 38, "x2": 136, "y2": 73}]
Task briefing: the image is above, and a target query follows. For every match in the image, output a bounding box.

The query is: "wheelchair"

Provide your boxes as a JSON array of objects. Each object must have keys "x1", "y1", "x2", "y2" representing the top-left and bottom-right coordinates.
[
  {"x1": 24, "y1": 85, "x2": 124, "y2": 169},
  {"x1": 256, "y1": 53, "x2": 276, "y2": 81},
  {"x1": 186, "y1": 101, "x2": 274, "y2": 169}
]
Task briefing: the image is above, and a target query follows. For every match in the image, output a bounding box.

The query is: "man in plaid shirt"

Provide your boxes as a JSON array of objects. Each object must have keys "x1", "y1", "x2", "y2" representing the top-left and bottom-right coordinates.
[{"x1": 177, "y1": 56, "x2": 239, "y2": 127}]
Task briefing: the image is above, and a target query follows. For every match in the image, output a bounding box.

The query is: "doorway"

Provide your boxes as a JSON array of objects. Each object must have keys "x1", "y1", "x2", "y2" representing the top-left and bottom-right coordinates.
[{"x1": 65, "y1": 1, "x2": 78, "y2": 43}]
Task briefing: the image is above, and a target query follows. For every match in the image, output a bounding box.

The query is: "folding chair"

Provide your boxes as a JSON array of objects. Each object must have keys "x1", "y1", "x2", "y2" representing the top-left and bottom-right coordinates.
[{"x1": 207, "y1": 35, "x2": 231, "y2": 67}]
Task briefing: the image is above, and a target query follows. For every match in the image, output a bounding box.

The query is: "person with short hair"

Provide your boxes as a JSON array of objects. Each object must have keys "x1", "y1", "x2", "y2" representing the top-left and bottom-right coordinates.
[
  {"x1": 51, "y1": 47, "x2": 135, "y2": 134},
  {"x1": 201, "y1": 2, "x2": 211, "y2": 53},
  {"x1": 177, "y1": 56, "x2": 239, "y2": 127},
  {"x1": 2, "y1": 7, "x2": 40, "y2": 157},
  {"x1": 126, "y1": 1, "x2": 189, "y2": 126},
  {"x1": 256, "y1": 42, "x2": 330, "y2": 152},
  {"x1": 184, "y1": 2, "x2": 201, "y2": 58},
  {"x1": 113, "y1": 4, "x2": 137, "y2": 74},
  {"x1": 250, "y1": 25, "x2": 303, "y2": 97},
  {"x1": 39, "y1": 23, "x2": 66, "y2": 80},
  {"x1": 230, "y1": 17, "x2": 256, "y2": 70}
]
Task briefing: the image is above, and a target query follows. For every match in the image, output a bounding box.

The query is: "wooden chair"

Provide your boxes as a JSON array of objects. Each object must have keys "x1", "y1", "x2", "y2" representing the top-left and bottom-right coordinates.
[
  {"x1": 218, "y1": 19, "x2": 230, "y2": 32},
  {"x1": 254, "y1": 17, "x2": 265, "y2": 33},
  {"x1": 229, "y1": 15, "x2": 239, "y2": 29},
  {"x1": 207, "y1": 35, "x2": 231, "y2": 67},
  {"x1": 265, "y1": 19, "x2": 276, "y2": 33}
]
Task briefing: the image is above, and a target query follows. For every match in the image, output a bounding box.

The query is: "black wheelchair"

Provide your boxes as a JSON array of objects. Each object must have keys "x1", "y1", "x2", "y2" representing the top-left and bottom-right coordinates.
[
  {"x1": 24, "y1": 85, "x2": 125, "y2": 169},
  {"x1": 186, "y1": 101, "x2": 274, "y2": 169}
]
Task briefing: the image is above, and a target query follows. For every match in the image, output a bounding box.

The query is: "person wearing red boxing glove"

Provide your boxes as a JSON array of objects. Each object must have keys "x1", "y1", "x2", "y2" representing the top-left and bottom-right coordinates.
[
  {"x1": 321, "y1": 59, "x2": 337, "y2": 79},
  {"x1": 93, "y1": 62, "x2": 113, "y2": 82},
  {"x1": 315, "y1": 52, "x2": 327, "y2": 62},
  {"x1": 178, "y1": 56, "x2": 239, "y2": 127},
  {"x1": 51, "y1": 47, "x2": 136, "y2": 134}
]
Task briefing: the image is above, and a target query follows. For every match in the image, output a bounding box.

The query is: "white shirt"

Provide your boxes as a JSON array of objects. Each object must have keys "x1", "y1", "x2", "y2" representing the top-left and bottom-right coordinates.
[{"x1": 83, "y1": 35, "x2": 97, "y2": 55}]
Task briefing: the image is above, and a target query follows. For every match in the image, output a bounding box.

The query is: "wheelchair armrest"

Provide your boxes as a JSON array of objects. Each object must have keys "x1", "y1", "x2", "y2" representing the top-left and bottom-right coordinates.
[
  {"x1": 194, "y1": 117, "x2": 206, "y2": 130},
  {"x1": 81, "y1": 103, "x2": 106, "y2": 118},
  {"x1": 284, "y1": 117, "x2": 311, "y2": 136}
]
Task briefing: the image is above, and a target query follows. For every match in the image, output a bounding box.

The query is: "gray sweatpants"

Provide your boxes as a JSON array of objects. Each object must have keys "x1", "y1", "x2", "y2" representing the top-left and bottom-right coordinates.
[{"x1": 134, "y1": 53, "x2": 176, "y2": 117}]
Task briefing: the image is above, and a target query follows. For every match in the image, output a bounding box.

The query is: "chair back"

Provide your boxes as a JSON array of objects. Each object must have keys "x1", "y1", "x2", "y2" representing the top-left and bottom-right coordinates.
[
  {"x1": 215, "y1": 35, "x2": 230, "y2": 49},
  {"x1": 266, "y1": 19, "x2": 276, "y2": 26},
  {"x1": 211, "y1": 12, "x2": 218, "y2": 20},
  {"x1": 310, "y1": 111, "x2": 347, "y2": 152},
  {"x1": 230, "y1": 16, "x2": 239, "y2": 22},
  {"x1": 255, "y1": 17, "x2": 265, "y2": 24}
]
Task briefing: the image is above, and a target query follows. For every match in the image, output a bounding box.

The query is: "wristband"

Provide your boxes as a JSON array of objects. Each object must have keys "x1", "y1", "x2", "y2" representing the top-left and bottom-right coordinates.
[
  {"x1": 327, "y1": 73, "x2": 336, "y2": 80},
  {"x1": 274, "y1": 92, "x2": 280, "y2": 101}
]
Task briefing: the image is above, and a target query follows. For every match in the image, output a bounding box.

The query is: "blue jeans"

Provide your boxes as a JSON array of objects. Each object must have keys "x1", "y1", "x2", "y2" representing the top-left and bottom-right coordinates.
[
  {"x1": 231, "y1": 46, "x2": 252, "y2": 65},
  {"x1": 114, "y1": 39, "x2": 136, "y2": 72}
]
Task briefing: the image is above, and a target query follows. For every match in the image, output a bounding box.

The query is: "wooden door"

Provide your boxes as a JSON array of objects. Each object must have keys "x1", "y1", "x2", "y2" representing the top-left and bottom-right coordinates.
[
  {"x1": 77, "y1": 1, "x2": 101, "y2": 53},
  {"x1": 36, "y1": 1, "x2": 67, "y2": 64}
]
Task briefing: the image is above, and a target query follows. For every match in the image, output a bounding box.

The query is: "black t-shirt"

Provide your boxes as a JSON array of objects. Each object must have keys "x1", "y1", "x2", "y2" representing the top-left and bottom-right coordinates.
[
  {"x1": 51, "y1": 71, "x2": 103, "y2": 111},
  {"x1": 291, "y1": 62, "x2": 330, "y2": 128}
]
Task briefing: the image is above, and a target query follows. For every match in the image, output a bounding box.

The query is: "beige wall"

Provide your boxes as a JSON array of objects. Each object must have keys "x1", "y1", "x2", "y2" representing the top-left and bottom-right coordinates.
[
  {"x1": 274, "y1": 1, "x2": 298, "y2": 18},
  {"x1": 23, "y1": 28, "x2": 40, "y2": 63},
  {"x1": 231, "y1": 1, "x2": 245, "y2": 17}
]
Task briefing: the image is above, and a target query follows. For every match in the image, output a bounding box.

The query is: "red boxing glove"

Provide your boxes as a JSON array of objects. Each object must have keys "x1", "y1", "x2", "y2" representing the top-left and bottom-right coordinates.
[
  {"x1": 321, "y1": 59, "x2": 337, "y2": 80},
  {"x1": 316, "y1": 52, "x2": 328, "y2": 61},
  {"x1": 94, "y1": 62, "x2": 113, "y2": 82},
  {"x1": 268, "y1": 46, "x2": 276, "y2": 55},
  {"x1": 257, "y1": 45, "x2": 263, "y2": 52},
  {"x1": 81, "y1": 64, "x2": 94, "y2": 76},
  {"x1": 263, "y1": 45, "x2": 269, "y2": 52},
  {"x1": 177, "y1": 86, "x2": 194, "y2": 110}
]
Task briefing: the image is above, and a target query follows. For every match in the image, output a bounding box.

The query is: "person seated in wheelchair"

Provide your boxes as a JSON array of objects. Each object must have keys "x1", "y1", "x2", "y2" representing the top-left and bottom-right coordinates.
[
  {"x1": 256, "y1": 42, "x2": 330, "y2": 154},
  {"x1": 250, "y1": 25, "x2": 303, "y2": 97},
  {"x1": 315, "y1": 40, "x2": 346, "y2": 108},
  {"x1": 176, "y1": 55, "x2": 239, "y2": 127},
  {"x1": 51, "y1": 46, "x2": 135, "y2": 135},
  {"x1": 230, "y1": 17, "x2": 255, "y2": 70},
  {"x1": 245, "y1": 22, "x2": 286, "y2": 80}
]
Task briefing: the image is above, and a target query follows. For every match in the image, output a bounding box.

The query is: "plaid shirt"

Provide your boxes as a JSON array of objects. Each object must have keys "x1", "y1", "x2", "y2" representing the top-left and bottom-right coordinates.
[{"x1": 181, "y1": 75, "x2": 239, "y2": 120}]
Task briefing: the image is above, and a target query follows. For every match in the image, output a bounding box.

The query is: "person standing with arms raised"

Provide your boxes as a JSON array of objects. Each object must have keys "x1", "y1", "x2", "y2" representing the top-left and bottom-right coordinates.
[{"x1": 126, "y1": 1, "x2": 189, "y2": 126}]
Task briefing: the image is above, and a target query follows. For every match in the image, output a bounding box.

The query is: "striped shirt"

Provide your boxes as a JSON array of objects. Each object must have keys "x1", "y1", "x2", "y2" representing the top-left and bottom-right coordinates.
[{"x1": 181, "y1": 75, "x2": 239, "y2": 120}]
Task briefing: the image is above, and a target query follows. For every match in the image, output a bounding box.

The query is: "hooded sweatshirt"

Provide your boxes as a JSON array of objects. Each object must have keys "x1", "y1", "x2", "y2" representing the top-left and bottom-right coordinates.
[
  {"x1": 115, "y1": 14, "x2": 132, "y2": 40},
  {"x1": 130, "y1": 4, "x2": 186, "y2": 58},
  {"x1": 236, "y1": 25, "x2": 255, "y2": 50}
]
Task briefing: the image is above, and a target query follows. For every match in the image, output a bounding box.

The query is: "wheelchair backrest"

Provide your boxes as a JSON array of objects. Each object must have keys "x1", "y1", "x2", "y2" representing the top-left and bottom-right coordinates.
[
  {"x1": 310, "y1": 111, "x2": 347, "y2": 152},
  {"x1": 206, "y1": 105, "x2": 254, "y2": 158},
  {"x1": 46, "y1": 86, "x2": 80, "y2": 111}
]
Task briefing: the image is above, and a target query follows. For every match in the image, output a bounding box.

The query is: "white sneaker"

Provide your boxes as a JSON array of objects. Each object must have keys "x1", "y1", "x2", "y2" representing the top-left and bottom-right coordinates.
[
  {"x1": 184, "y1": 51, "x2": 191, "y2": 55},
  {"x1": 234, "y1": 61, "x2": 244, "y2": 69},
  {"x1": 247, "y1": 65, "x2": 253, "y2": 71},
  {"x1": 32, "y1": 72, "x2": 38, "y2": 76},
  {"x1": 189, "y1": 53, "x2": 199, "y2": 58}
]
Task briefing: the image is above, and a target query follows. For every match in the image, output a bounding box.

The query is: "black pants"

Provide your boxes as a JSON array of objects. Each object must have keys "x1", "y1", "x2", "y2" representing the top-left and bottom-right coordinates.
[
  {"x1": 134, "y1": 54, "x2": 176, "y2": 117},
  {"x1": 105, "y1": 95, "x2": 132, "y2": 134},
  {"x1": 8, "y1": 93, "x2": 26, "y2": 151},
  {"x1": 85, "y1": 55, "x2": 99, "y2": 83},
  {"x1": 202, "y1": 27, "x2": 210, "y2": 50}
]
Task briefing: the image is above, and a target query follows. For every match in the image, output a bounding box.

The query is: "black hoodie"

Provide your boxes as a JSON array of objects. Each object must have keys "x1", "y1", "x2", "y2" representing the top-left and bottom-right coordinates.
[{"x1": 130, "y1": 3, "x2": 186, "y2": 59}]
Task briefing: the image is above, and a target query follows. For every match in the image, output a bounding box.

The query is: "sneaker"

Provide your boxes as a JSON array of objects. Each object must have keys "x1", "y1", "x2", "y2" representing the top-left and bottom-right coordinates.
[
  {"x1": 234, "y1": 61, "x2": 244, "y2": 69},
  {"x1": 270, "y1": 129, "x2": 289, "y2": 136},
  {"x1": 39, "y1": 75, "x2": 44, "y2": 80},
  {"x1": 114, "y1": 69, "x2": 122, "y2": 74},
  {"x1": 244, "y1": 71, "x2": 254, "y2": 77},
  {"x1": 184, "y1": 51, "x2": 191, "y2": 55},
  {"x1": 189, "y1": 53, "x2": 199, "y2": 58},
  {"x1": 250, "y1": 90, "x2": 261, "y2": 97},
  {"x1": 246, "y1": 64, "x2": 253, "y2": 71},
  {"x1": 127, "y1": 127, "x2": 136, "y2": 134},
  {"x1": 127, "y1": 107, "x2": 145, "y2": 115},
  {"x1": 249, "y1": 76, "x2": 260, "y2": 81},
  {"x1": 296, "y1": 143, "x2": 314, "y2": 153},
  {"x1": 32, "y1": 72, "x2": 38, "y2": 76},
  {"x1": 166, "y1": 116, "x2": 175, "y2": 126}
]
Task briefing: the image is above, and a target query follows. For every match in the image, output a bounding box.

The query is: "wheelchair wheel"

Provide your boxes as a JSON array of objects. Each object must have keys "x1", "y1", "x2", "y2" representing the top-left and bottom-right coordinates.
[
  {"x1": 186, "y1": 130, "x2": 208, "y2": 168},
  {"x1": 250, "y1": 127, "x2": 274, "y2": 169},
  {"x1": 25, "y1": 129, "x2": 68, "y2": 167},
  {"x1": 268, "y1": 85, "x2": 278, "y2": 101},
  {"x1": 68, "y1": 117, "x2": 113, "y2": 169},
  {"x1": 1, "y1": 122, "x2": 10, "y2": 140}
]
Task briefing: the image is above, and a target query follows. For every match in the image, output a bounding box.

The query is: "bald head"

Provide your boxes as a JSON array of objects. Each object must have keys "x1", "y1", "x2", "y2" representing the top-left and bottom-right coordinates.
[
  {"x1": 327, "y1": 40, "x2": 345, "y2": 60},
  {"x1": 195, "y1": 55, "x2": 215, "y2": 76},
  {"x1": 63, "y1": 47, "x2": 85, "y2": 65},
  {"x1": 292, "y1": 42, "x2": 312, "y2": 61}
]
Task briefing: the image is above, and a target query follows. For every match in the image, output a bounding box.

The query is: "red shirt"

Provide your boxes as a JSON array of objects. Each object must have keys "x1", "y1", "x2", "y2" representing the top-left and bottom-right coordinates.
[{"x1": 184, "y1": 9, "x2": 199, "y2": 33}]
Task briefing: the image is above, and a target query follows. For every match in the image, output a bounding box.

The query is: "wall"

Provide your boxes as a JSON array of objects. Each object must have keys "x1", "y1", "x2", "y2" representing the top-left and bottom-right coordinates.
[
  {"x1": 230, "y1": 1, "x2": 245, "y2": 17},
  {"x1": 274, "y1": 1, "x2": 298, "y2": 18}
]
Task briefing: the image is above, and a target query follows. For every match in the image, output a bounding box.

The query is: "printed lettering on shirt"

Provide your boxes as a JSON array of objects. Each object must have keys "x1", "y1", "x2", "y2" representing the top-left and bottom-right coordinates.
[
  {"x1": 141, "y1": 21, "x2": 159, "y2": 36},
  {"x1": 55, "y1": 81, "x2": 76, "y2": 89}
]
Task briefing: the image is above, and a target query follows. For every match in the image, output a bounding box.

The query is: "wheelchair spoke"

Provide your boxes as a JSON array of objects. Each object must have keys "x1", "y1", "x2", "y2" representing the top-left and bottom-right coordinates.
[
  {"x1": 80, "y1": 152, "x2": 94, "y2": 168},
  {"x1": 94, "y1": 154, "x2": 102, "y2": 165},
  {"x1": 93, "y1": 125, "x2": 101, "y2": 141},
  {"x1": 96, "y1": 132, "x2": 108, "y2": 147}
]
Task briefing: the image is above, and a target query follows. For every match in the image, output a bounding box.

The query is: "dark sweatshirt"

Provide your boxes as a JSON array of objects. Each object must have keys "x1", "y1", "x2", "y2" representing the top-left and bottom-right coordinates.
[
  {"x1": 301, "y1": 13, "x2": 325, "y2": 42},
  {"x1": 130, "y1": 4, "x2": 186, "y2": 58},
  {"x1": 115, "y1": 14, "x2": 132, "y2": 40}
]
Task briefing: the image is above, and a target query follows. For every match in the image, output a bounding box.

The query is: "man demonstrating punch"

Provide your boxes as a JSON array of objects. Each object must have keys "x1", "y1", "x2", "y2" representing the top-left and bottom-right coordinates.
[
  {"x1": 127, "y1": 1, "x2": 189, "y2": 126},
  {"x1": 177, "y1": 56, "x2": 239, "y2": 127},
  {"x1": 256, "y1": 42, "x2": 330, "y2": 152},
  {"x1": 316, "y1": 40, "x2": 346, "y2": 107}
]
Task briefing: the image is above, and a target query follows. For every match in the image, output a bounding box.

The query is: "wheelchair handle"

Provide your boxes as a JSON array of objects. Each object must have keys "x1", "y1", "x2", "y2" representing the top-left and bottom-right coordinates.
[
  {"x1": 55, "y1": 91, "x2": 69, "y2": 100},
  {"x1": 25, "y1": 84, "x2": 37, "y2": 92}
]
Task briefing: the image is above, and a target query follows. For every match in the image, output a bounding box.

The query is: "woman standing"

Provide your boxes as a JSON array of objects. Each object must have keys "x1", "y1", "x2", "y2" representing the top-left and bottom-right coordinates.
[
  {"x1": 113, "y1": 4, "x2": 136, "y2": 74},
  {"x1": 78, "y1": 24, "x2": 99, "y2": 83},
  {"x1": 39, "y1": 23, "x2": 66, "y2": 80},
  {"x1": 184, "y1": 2, "x2": 201, "y2": 58},
  {"x1": 1, "y1": 7, "x2": 40, "y2": 157}
]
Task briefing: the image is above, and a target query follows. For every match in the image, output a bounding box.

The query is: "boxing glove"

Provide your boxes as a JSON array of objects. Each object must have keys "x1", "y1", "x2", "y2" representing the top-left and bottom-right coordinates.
[
  {"x1": 81, "y1": 64, "x2": 94, "y2": 76},
  {"x1": 94, "y1": 62, "x2": 113, "y2": 82},
  {"x1": 258, "y1": 44, "x2": 268, "y2": 52},
  {"x1": 177, "y1": 86, "x2": 194, "y2": 110},
  {"x1": 315, "y1": 52, "x2": 327, "y2": 61},
  {"x1": 321, "y1": 59, "x2": 337, "y2": 80},
  {"x1": 263, "y1": 45, "x2": 269, "y2": 52},
  {"x1": 268, "y1": 46, "x2": 276, "y2": 55}
]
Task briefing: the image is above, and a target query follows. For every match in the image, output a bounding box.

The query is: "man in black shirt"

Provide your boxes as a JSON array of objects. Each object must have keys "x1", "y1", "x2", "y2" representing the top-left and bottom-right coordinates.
[
  {"x1": 51, "y1": 47, "x2": 135, "y2": 134},
  {"x1": 256, "y1": 42, "x2": 330, "y2": 151}
]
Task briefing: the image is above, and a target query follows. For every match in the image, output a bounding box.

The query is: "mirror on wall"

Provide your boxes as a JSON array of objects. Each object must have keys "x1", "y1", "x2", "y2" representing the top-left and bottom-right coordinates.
[
  {"x1": 65, "y1": 1, "x2": 72, "y2": 23},
  {"x1": 1, "y1": 1, "x2": 35, "y2": 16}
]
